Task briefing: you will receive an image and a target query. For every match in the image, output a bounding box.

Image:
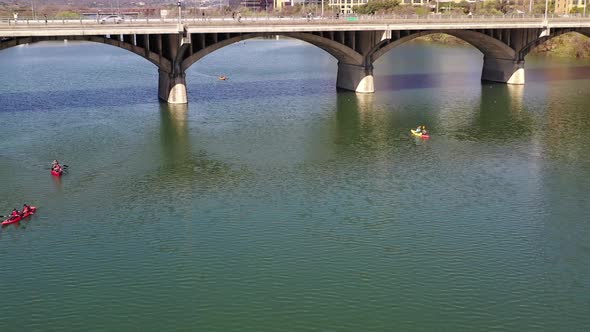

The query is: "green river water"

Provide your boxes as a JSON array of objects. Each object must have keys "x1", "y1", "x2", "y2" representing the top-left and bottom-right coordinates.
[{"x1": 0, "y1": 38, "x2": 589, "y2": 331}]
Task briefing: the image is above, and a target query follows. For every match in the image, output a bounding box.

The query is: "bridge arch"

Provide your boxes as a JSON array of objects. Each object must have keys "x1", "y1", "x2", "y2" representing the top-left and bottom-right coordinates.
[
  {"x1": 518, "y1": 29, "x2": 590, "y2": 59},
  {"x1": 368, "y1": 29, "x2": 524, "y2": 84},
  {"x1": 369, "y1": 30, "x2": 516, "y2": 64},
  {"x1": 181, "y1": 32, "x2": 363, "y2": 72},
  {"x1": 0, "y1": 36, "x2": 171, "y2": 72},
  {"x1": 179, "y1": 31, "x2": 374, "y2": 95}
]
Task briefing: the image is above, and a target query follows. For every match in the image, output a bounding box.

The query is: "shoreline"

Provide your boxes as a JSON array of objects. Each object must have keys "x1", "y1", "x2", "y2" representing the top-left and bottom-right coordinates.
[{"x1": 413, "y1": 33, "x2": 590, "y2": 58}]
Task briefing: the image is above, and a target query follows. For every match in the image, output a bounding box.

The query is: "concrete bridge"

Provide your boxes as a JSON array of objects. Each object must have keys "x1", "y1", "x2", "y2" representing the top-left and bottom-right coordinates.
[{"x1": 1, "y1": 18, "x2": 590, "y2": 104}]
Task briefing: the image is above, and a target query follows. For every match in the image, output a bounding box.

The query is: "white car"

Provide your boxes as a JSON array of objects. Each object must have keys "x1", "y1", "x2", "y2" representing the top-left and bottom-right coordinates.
[{"x1": 100, "y1": 15, "x2": 124, "y2": 24}]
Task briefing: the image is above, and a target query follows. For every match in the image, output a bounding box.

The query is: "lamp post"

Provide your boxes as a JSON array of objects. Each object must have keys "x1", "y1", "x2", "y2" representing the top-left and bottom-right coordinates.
[
  {"x1": 544, "y1": 0, "x2": 548, "y2": 20},
  {"x1": 322, "y1": 0, "x2": 324, "y2": 17},
  {"x1": 177, "y1": 1, "x2": 182, "y2": 23}
]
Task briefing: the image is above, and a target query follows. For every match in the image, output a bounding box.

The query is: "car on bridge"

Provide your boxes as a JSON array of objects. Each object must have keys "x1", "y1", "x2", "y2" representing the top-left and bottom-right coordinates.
[{"x1": 100, "y1": 15, "x2": 124, "y2": 24}]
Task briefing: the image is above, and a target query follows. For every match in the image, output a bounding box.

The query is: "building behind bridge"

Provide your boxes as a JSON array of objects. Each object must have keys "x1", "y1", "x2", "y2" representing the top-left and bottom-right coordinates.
[
  {"x1": 273, "y1": 0, "x2": 460, "y2": 15},
  {"x1": 273, "y1": 0, "x2": 323, "y2": 11},
  {"x1": 554, "y1": 0, "x2": 586, "y2": 15}
]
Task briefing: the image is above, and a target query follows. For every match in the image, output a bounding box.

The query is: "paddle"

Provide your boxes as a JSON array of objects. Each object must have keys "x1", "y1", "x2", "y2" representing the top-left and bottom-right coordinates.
[
  {"x1": 0, "y1": 212, "x2": 21, "y2": 218},
  {"x1": 47, "y1": 164, "x2": 68, "y2": 168},
  {"x1": 1, "y1": 214, "x2": 20, "y2": 219},
  {"x1": 47, "y1": 163, "x2": 69, "y2": 175}
]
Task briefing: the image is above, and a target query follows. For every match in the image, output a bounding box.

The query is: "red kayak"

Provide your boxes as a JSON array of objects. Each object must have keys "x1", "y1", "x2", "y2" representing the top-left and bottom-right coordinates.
[
  {"x1": 51, "y1": 169, "x2": 63, "y2": 177},
  {"x1": 1, "y1": 207, "x2": 36, "y2": 226},
  {"x1": 2, "y1": 215, "x2": 22, "y2": 226}
]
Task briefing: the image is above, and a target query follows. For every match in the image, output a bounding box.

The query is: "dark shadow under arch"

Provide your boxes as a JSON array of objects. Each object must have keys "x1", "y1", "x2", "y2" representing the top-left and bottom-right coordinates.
[
  {"x1": 369, "y1": 30, "x2": 516, "y2": 64},
  {"x1": 0, "y1": 36, "x2": 170, "y2": 72},
  {"x1": 520, "y1": 29, "x2": 590, "y2": 60},
  {"x1": 181, "y1": 32, "x2": 363, "y2": 72}
]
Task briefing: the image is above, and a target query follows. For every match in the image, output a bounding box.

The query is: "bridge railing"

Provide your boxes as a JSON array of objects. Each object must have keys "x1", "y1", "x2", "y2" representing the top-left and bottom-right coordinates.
[{"x1": 1, "y1": 14, "x2": 590, "y2": 26}]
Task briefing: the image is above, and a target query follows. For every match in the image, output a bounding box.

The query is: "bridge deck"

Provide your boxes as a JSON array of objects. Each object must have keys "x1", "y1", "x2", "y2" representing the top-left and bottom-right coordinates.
[{"x1": 1, "y1": 18, "x2": 590, "y2": 37}]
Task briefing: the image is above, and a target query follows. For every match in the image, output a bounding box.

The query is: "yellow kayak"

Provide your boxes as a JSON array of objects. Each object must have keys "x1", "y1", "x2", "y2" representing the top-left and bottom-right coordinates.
[{"x1": 411, "y1": 129, "x2": 430, "y2": 138}]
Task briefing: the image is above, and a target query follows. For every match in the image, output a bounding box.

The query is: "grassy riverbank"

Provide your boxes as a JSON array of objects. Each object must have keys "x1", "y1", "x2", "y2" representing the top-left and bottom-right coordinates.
[
  {"x1": 531, "y1": 33, "x2": 590, "y2": 58},
  {"x1": 414, "y1": 33, "x2": 590, "y2": 58}
]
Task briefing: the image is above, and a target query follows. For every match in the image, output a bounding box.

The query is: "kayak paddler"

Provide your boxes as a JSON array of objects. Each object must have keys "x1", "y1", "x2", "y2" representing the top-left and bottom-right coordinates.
[
  {"x1": 10, "y1": 208, "x2": 22, "y2": 219},
  {"x1": 52, "y1": 164, "x2": 62, "y2": 173}
]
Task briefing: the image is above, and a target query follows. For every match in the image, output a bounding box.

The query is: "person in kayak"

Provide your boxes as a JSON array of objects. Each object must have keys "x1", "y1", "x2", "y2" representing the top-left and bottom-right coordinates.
[
  {"x1": 421, "y1": 126, "x2": 428, "y2": 135},
  {"x1": 51, "y1": 160, "x2": 60, "y2": 168},
  {"x1": 52, "y1": 164, "x2": 62, "y2": 173},
  {"x1": 22, "y1": 204, "x2": 31, "y2": 215},
  {"x1": 10, "y1": 208, "x2": 22, "y2": 219},
  {"x1": 415, "y1": 125, "x2": 423, "y2": 133}
]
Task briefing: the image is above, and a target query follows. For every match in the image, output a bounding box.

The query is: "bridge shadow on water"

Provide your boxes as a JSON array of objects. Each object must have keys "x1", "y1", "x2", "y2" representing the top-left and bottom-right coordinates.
[
  {"x1": 375, "y1": 66, "x2": 590, "y2": 91},
  {"x1": 525, "y1": 65, "x2": 590, "y2": 82},
  {"x1": 0, "y1": 86, "x2": 157, "y2": 113},
  {"x1": 376, "y1": 72, "x2": 476, "y2": 91},
  {"x1": 188, "y1": 71, "x2": 488, "y2": 103},
  {"x1": 1, "y1": 67, "x2": 590, "y2": 113}
]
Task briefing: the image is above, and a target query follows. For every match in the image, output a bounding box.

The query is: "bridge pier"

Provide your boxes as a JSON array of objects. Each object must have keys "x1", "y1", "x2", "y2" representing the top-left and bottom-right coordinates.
[
  {"x1": 481, "y1": 57, "x2": 525, "y2": 85},
  {"x1": 336, "y1": 62, "x2": 375, "y2": 94},
  {"x1": 158, "y1": 69, "x2": 188, "y2": 104}
]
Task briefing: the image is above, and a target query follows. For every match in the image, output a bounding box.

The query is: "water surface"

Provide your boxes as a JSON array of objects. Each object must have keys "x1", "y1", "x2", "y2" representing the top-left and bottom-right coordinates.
[{"x1": 0, "y1": 39, "x2": 589, "y2": 331}]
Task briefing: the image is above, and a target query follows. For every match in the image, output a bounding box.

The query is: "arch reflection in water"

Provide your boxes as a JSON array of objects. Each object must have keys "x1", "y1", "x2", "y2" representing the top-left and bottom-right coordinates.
[
  {"x1": 452, "y1": 83, "x2": 531, "y2": 141},
  {"x1": 158, "y1": 103, "x2": 250, "y2": 191},
  {"x1": 333, "y1": 91, "x2": 399, "y2": 150},
  {"x1": 335, "y1": 91, "x2": 419, "y2": 153}
]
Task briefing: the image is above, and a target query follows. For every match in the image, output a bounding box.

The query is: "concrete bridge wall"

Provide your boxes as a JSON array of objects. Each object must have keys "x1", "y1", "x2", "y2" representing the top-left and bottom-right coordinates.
[{"x1": 1, "y1": 23, "x2": 589, "y2": 104}]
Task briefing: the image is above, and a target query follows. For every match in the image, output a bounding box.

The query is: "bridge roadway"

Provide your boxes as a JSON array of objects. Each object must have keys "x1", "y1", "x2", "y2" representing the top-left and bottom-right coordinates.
[{"x1": 1, "y1": 18, "x2": 590, "y2": 104}]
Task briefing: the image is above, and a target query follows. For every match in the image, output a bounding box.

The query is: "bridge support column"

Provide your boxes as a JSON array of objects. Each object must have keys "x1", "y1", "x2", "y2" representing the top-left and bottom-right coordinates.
[
  {"x1": 158, "y1": 69, "x2": 188, "y2": 104},
  {"x1": 336, "y1": 62, "x2": 374, "y2": 93},
  {"x1": 481, "y1": 57, "x2": 525, "y2": 85}
]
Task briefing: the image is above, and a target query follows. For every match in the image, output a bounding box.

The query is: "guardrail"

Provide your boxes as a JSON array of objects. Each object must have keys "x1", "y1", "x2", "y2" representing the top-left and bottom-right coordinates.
[{"x1": 1, "y1": 14, "x2": 590, "y2": 26}]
